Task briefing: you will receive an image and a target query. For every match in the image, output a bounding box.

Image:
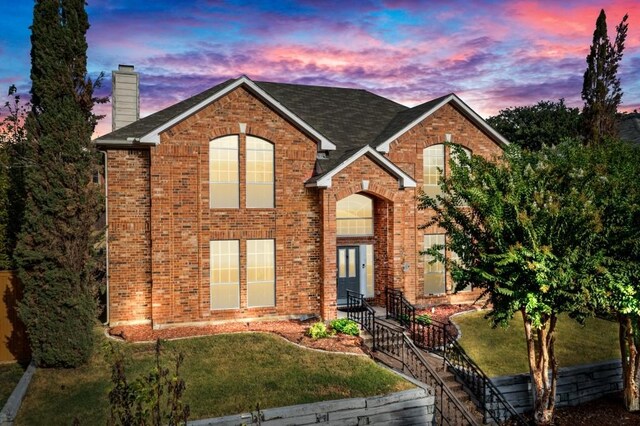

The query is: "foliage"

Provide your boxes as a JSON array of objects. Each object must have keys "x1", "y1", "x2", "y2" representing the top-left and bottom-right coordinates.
[
  {"x1": 581, "y1": 9, "x2": 629, "y2": 144},
  {"x1": 580, "y1": 139, "x2": 640, "y2": 410},
  {"x1": 415, "y1": 314, "x2": 432, "y2": 326},
  {"x1": 0, "y1": 85, "x2": 28, "y2": 270},
  {"x1": 330, "y1": 318, "x2": 360, "y2": 336},
  {"x1": 418, "y1": 142, "x2": 604, "y2": 424},
  {"x1": 486, "y1": 99, "x2": 581, "y2": 151},
  {"x1": 107, "y1": 339, "x2": 189, "y2": 426},
  {"x1": 307, "y1": 321, "x2": 333, "y2": 339},
  {"x1": 15, "y1": 0, "x2": 106, "y2": 367}
]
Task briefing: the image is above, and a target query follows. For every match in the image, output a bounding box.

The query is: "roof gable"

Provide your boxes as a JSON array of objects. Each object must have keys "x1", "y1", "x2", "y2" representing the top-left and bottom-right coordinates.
[
  {"x1": 305, "y1": 145, "x2": 416, "y2": 189},
  {"x1": 96, "y1": 76, "x2": 339, "y2": 151},
  {"x1": 374, "y1": 94, "x2": 509, "y2": 153}
]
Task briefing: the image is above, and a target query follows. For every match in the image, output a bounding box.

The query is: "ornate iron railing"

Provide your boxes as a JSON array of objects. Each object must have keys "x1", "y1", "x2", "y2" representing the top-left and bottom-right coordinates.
[
  {"x1": 383, "y1": 288, "x2": 529, "y2": 425},
  {"x1": 347, "y1": 290, "x2": 479, "y2": 426}
]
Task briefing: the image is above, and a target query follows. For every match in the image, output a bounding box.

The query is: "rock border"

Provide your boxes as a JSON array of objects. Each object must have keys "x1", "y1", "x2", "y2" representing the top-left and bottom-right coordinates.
[{"x1": 0, "y1": 362, "x2": 35, "y2": 426}]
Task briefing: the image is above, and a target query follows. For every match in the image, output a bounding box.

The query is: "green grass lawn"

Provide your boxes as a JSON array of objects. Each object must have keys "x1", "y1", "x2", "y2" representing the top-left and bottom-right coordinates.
[
  {"x1": 0, "y1": 363, "x2": 25, "y2": 407},
  {"x1": 453, "y1": 310, "x2": 620, "y2": 377},
  {"x1": 15, "y1": 331, "x2": 412, "y2": 425}
]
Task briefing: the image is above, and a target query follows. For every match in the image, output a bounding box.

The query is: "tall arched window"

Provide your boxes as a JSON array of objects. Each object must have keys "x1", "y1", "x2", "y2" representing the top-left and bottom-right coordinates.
[
  {"x1": 246, "y1": 136, "x2": 274, "y2": 208},
  {"x1": 423, "y1": 144, "x2": 444, "y2": 198},
  {"x1": 337, "y1": 194, "x2": 373, "y2": 236},
  {"x1": 423, "y1": 144, "x2": 472, "y2": 198},
  {"x1": 210, "y1": 135, "x2": 239, "y2": 208}
]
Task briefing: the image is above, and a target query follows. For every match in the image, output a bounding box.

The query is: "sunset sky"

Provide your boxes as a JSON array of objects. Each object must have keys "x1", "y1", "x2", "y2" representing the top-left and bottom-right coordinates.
[{"x1": 2, "y1": 0, "x2": 639, "y2": 137}]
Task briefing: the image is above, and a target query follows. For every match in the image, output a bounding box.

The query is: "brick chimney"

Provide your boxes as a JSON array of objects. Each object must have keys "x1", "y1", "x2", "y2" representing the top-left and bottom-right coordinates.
[{"x1": 111, "y1": 64, "x2": 139, "y2": 131}]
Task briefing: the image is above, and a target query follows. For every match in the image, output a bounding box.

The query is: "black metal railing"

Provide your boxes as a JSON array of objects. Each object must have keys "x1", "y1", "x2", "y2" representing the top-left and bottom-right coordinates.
[
  {"x1": 383, "y1": 288, "x2": 528, "y2": 426},
  {"x1": 347, "y1": 290, "x2": 479, "y2": 426},
  {"x1": 385, "y1": 287, "x2": 416, "y2": 328}
]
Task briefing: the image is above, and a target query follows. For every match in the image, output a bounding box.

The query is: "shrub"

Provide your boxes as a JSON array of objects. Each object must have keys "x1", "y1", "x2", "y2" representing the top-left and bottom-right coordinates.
[
  {"x1": 330, "y1": 318, "x2": 360, "y2": 336},
  {"x1": 107, "y1": 339, "x2": 190, "y2": 426},
  {"x1": 416, "y1": 314, "x2": 432, "y2": 326},
  {"x1": 307, "y1": 322, "x2": 333, "y2": 339}
]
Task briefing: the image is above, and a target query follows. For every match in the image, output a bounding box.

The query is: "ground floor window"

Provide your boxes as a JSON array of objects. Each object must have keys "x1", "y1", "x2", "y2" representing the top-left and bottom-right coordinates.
[
  {"x1": 423, "y1": 234, "x2": 445, "y2": 295},
  {"x1": 423, "y1": 234, "x2": 471, "y2": 295},
  {"x1": 210, "y1": 240, "x2": 240, "y2": 309},
  {"x1": 210, "y1": 239, "x2": 275, "y2": 310},
  {"x1": 247, "y1": 239, "x2": 275, "y2": 307}
]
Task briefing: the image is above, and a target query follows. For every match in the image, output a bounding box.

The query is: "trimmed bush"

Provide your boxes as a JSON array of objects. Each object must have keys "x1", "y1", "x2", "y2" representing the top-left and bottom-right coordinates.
[
  {"x1": 307, "y1": 322, "x2": 333, "y2": 339},
  {"x1": 330, "y1": 318, "x2": 360, "y2": 336}
]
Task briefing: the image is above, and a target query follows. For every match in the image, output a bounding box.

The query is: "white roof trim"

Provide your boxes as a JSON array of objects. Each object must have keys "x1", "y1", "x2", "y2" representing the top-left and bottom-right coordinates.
[
  {"x1": 137, "y1": 76, "x2": 337, "y2": 151},
  {"x1": 376, "y1": 94, "x2": 509, "y2": 153},
  {"x1": 305, "y1": 145, "x2": 416, "y2": 189}
]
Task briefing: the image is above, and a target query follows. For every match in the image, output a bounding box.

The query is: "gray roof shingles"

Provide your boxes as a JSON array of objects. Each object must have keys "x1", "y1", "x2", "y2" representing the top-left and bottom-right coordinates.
[{"x1": 95, "y1": 78, "x2": 471, "y2": 181}]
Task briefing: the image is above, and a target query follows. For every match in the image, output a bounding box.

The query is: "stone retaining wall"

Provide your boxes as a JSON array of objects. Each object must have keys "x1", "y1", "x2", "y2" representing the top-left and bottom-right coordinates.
[
  {"x1": 489, "y1": 359, "x2": 622, "y2": 417},
  {"x1": 189, "y1": 387, "x2": 433, "y2": 426}
]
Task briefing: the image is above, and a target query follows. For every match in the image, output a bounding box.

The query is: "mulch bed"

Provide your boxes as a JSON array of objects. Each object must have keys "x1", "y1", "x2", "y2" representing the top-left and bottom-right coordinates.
[
  {"x1": 109, "y1": 319, "x2": 366, "y2": 355},
  {"x1": 540, "y1": 393, "x2": 640, "y2": 425}
]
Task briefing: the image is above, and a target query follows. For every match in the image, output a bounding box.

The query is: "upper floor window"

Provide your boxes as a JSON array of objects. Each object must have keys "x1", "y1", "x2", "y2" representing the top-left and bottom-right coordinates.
[
  {"x1": 423, "y1": 144, "x2": 445, "y2": 198},
  {"x1": 210, "y1": 135, "x2": 239, "y2": 208},
  {"x1": 337, "y1": 194, "x2": 373, "y2": 236},
  {"x1": 246, "y1": 136, "x2": 274, "y2": 208},
  {"x1": 423, "y1": 144, "x2": 472, "y2": 198}
]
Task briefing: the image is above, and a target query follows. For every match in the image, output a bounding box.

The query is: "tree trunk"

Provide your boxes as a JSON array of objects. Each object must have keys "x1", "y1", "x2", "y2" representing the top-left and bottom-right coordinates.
[
  {"x1": 620, "y1": 314, "x2": 640, "y2": 411},
  {"x1": 523, "y1": 309, "x2": 558, "y2": 425}
]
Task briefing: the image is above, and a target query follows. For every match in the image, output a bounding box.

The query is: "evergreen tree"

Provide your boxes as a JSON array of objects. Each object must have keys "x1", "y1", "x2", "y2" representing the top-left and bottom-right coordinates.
[
  {"x1": 581, "y1": 9, "x2": 628, "y2": 144},
  {"x1": 15, "y1": 0, "x2": 104, "y2": 367}
]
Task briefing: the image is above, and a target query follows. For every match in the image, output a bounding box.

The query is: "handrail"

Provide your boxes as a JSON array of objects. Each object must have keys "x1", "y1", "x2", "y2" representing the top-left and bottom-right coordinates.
[
  {"x1": 347, "y1": 290, "x2": 479, "y2": 426},
  {"x1": 383, "y1": 288, "x2": 528, "y2": 426}
]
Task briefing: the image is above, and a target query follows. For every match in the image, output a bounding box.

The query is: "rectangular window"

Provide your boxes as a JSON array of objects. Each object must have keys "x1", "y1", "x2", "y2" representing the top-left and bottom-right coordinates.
[
  {"x1": 246, "y1": 136, "x2": 274, "y2": 208},
  {"x1": 210, "y1": 135, "x2": 239, "y2": 208},
  {"x1": 424, "y1": 234, "x2": 445, "y2": 295},
  {"x1": 365, "y1": 244, "x2": 374, "y2": 297},
  {"x1": 210, "y1": 240, "x2": 240, "y2": 310},
  {"x1": 247, "y1": 239, "x2": 275, "y2": 307}
]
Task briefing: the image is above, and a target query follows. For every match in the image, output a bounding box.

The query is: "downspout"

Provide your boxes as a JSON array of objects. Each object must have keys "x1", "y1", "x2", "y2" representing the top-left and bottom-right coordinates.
[{"x1": 98, "y1": 149, "x2": 109, "y2": 325}]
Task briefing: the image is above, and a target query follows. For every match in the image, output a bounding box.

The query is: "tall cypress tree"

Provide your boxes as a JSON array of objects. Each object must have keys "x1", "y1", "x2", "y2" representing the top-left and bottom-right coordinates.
[
  {"x1": 15, "y1": 0, "x2": 104, "y2": 367},
  {"x1": 581, "y1": 9, "x2": 628, "y2": 145}
]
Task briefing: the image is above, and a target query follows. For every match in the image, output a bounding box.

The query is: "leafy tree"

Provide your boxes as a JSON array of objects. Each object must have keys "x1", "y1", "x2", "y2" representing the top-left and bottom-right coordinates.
[
  {"x1": 15, "y1": 0, "x2": 104, "y2": 367},
  {"x1": 419, "y1": 142, "x2": 603, "y2": 424},
  {"x1": 583, "y1": 139, "x2": 640, "y2": 411},
  {"x1": 0, "y1": 85, "x2": 28, "y2": 270},
  {"x1": 486, "y1": 99, "x2": 581, "y2": 151},
  {"x1": 581, "y1": 9, "x2": 629, "y2": 144}
]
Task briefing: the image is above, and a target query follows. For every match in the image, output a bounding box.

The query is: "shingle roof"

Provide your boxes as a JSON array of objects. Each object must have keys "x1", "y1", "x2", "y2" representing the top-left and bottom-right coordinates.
[{"x1": 95, "y1": 76, "x2": 506, "y2": 183}]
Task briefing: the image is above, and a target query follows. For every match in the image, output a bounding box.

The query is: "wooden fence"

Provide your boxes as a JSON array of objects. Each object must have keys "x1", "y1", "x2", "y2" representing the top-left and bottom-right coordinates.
[{"x1": 0, "y1": 271, "x2": 29, "y2": 363}]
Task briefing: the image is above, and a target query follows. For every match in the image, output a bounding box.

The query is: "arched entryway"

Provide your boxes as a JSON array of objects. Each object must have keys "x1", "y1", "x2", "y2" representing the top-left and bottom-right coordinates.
[{"x1": 335, "y1": 192, "x2": 393, "y2": 306}]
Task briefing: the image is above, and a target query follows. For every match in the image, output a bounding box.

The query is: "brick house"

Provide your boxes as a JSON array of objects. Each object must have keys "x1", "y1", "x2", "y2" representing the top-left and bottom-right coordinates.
[{"x1": 96, "y1": 66, "x2": 507, "y2": 328}]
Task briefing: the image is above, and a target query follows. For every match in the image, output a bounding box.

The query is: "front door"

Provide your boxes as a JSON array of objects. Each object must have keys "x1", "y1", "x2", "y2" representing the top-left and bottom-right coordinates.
[{"x1": 337, "y1": 246, "x2": 360, "y2": 304}]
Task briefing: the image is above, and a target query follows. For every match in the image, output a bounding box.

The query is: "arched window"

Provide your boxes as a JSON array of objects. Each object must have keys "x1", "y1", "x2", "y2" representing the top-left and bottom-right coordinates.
[
  {"x1": 246, "y1": 136, "x2": 274, "y2": 208},
  {"x1": 337, "y1": 194, "x2": 373, "y2": 236},
  {"x1": 210, "y1": 135, "x2": 239, "y2": 208},
  {"x1": 423, "y1": 144, "x2": 444, "y2": 198},
  {"x1": 423, "y1": 144, "x2": 472, "y2": 198}
]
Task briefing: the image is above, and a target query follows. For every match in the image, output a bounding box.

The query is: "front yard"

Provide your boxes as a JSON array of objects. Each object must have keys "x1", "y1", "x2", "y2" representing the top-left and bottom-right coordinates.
[
  {"x1": 15, "y1": 331, "x2": 412, "y2": 425},
  {"x1": 452, "y1": 310, "x2": 620, "y2": 377}
]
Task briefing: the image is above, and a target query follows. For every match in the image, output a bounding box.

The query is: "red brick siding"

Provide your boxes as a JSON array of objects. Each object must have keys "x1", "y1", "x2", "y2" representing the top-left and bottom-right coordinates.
[
  {"x1": 386, "y1": 103, "x2": 503, "y2": 305},
  {"x1": 105, "y1": 88, "x2": 503, "y2": 325},
  {"x1": 106, "y1": 149, "x2": 152, "y2": 324},
  {"x1": 148, "y1": 87, "x2": 321, "y2": 325}
]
